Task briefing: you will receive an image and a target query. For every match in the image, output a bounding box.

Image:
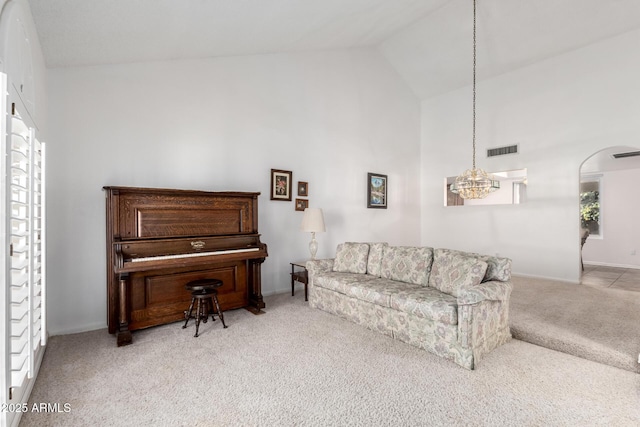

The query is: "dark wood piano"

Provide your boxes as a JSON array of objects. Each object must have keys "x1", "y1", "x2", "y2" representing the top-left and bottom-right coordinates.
[{"x1": 104, "y1": 186, "x2": 268, "y2": 346}]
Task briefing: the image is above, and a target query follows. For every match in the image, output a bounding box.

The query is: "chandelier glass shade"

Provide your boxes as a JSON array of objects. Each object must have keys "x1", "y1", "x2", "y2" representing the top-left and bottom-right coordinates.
[
  {"x1": 451, "y1": 167, "x2": 500, "y2": 199},
  {"x1": 450, "y1": 0, "x2": 499, "y2": 200}
]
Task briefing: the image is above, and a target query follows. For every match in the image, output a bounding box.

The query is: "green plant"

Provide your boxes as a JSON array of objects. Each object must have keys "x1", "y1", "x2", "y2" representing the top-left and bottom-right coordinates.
[{"x1": 580, "y1": 191, "x2": 600, "y2": 226}]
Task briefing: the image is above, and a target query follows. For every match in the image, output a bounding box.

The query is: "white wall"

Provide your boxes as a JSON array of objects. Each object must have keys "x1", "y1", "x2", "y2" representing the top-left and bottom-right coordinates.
[
  {"x1": 420, "y1": 28, "x2": 640, "y2": 282},
  {"x1": 46, "y1": 48, "x2": 421, "y2": 334},
  {"x1": 582, "y1": 168, "x2": 640, "y2": 269}
]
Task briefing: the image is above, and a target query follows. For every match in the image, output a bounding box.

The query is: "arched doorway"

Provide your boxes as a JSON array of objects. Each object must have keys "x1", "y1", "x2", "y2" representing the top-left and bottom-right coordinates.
[{"x1": 579, "y1": 145, "x2": 640, "y2": 282}]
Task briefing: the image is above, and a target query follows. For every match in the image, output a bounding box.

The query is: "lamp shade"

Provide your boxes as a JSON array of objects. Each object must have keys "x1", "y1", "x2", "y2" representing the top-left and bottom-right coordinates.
[{"x1": 300, "y1": 208, "x2": 326, "y2": 233}]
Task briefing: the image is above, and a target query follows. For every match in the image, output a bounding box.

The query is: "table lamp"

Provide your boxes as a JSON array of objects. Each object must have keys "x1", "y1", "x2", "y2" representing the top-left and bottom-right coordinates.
[{"x1": 300, "y1": 208, "x2": 326, "y2": 259}]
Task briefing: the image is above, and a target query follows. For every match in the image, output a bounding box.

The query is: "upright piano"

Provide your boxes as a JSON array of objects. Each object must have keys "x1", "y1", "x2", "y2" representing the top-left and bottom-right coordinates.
[{"x1": 104, "y1": 186, "x2": 268, "y2": 346}]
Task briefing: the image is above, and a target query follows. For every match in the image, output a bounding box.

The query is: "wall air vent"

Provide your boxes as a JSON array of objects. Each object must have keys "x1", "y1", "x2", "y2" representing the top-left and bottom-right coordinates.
[
  {"x1": 487, "y1": 144, "x2": 518, "y2": 158},
  {"x1": 612, "y1": 151, "x2": 640, "y2": 159}
]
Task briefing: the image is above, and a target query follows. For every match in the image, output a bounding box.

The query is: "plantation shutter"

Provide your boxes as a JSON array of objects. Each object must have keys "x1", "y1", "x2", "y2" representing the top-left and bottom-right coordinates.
[{"x1": 1, "y1": 72, "x2": 47, "y2": 427}]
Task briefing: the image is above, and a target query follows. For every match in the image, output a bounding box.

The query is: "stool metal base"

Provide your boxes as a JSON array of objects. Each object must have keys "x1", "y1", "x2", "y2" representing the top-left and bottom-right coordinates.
[{"x1": 182, "y1": 280, "x2": 228, "y2": 337}]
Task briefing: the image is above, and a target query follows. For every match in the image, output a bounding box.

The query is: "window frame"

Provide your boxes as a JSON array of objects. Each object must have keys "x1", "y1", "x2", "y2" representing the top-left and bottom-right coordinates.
[{"x1": 580, "y1": 175, "x2": 602, "y2": 239}]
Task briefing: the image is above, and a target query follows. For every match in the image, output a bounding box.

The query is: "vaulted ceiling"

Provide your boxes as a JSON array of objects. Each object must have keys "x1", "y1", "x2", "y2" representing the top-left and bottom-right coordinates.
[{"x1": 27, "y1": 0, "x2": 640, "y2": 99}]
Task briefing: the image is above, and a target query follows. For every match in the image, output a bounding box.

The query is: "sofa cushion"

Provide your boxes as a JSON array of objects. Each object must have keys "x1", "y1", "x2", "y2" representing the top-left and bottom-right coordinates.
[
  {"x1": 333, "y1": 242, "x2": 370, "y2": 274},
  {"x1": 429, "y1": 249, "x2": 488, "y2": 297},
  {"x1": 317, "y1": 276, "x2": 458, "y2": 326},
  {"x1": 380, "y1": 246, "x2": 433, "y2": 286},
  {"x1": 343, "y1": 278, "x2": 398, "y2": 307},
  {"x1": 314, "y1": 271, "x2": 379, "y2": 295},
  {"x1": 389, "y1": 284, "x2": 458, "y2": 325},
  {"x1": 366, "y1": 242, "x2": 388, "y2": 277}
]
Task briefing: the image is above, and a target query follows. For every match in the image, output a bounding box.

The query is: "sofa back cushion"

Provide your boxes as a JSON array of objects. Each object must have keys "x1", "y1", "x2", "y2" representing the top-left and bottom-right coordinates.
[
  {"x1": 429, "y1": 248, "x2": 488, "y2": 297},
  {"x1": 380, "y1": 246, "x2": 433, "y2": 286},
  {"x1": 332, "y1": 242, "x2": 370, "y2": 274},
  {"x1": 366, "y1": 242, "x2": 388, "y2": 277}
]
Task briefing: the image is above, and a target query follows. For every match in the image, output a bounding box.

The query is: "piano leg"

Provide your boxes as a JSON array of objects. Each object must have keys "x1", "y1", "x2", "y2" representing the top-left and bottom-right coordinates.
[
  {"x1": 117, "y1": 274, "x2": 133, "y2": 346},
  {"x1": 246, "y1": 258, "x2": 266, "y2": 314}
]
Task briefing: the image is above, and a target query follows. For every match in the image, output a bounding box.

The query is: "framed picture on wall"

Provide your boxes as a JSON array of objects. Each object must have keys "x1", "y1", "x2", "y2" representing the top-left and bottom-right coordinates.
[
  {"x1": 298, "y1": 181, "x2": 308, "y2": 197},
  {"x1": 271, "y1": 169, "x2": 293, "y2": 201},
  {"x1": 367, "y1": 172, "x2": 387, "y2": 209},
  {"x1": 295, "y1": 198, "x2": 309, "y2": 211}
]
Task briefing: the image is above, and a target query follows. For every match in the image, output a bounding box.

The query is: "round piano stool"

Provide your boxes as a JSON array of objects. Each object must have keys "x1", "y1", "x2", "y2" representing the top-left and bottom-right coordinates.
[{"x1": 182, "y1": 279, "x2": 227, "y2": 337}]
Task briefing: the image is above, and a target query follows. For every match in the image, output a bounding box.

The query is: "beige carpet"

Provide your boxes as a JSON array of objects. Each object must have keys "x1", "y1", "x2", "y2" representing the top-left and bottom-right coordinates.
[
  {"x1": 510, "y1": 275, "x2": 640, "y2": 373},
  {"x1": 20, "y1": 293, "x2": 640, "y2": 426}
]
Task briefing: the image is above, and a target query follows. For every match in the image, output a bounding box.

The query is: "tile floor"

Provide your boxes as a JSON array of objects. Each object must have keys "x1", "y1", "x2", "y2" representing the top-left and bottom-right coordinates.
[{"x1": 581, "y1": 265, "x2": 640, "y2": 292}]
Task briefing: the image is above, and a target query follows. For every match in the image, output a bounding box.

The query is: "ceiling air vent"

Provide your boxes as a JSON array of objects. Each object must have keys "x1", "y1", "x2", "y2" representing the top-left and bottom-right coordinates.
[
  {"x1": 612, "y1": 151, "x2": 640, "y2": 159},
  {"x1": 487, "y1": 144, "x2": 518, "y2": 158}
]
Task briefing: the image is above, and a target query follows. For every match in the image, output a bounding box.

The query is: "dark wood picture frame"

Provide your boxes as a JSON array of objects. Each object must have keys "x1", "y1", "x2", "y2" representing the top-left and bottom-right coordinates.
[
  {"x1": 367, "y1": 172, "x2": 387, "y2": 209},
  {"x1": 295, "y1": 198, "x2": 309, "y2": 211},
  {"x1": 298, "y1": 181, "x2": 308, "y2": 197},
  {"x1": 271, "y1": 169, "x2": 293, "y2": 201}
]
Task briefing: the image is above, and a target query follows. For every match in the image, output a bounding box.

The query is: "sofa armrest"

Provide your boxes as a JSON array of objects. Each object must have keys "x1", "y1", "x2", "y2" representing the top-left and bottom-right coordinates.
[
  {"x1": 306, "y1": 259, "x2": 334, "y2": 279},
  {"x1": 457, "y1": 283, "x2": 513, "y2": 363},
  {"x1": 457, "y1": 280, "x2": 513, "y2": 305}
]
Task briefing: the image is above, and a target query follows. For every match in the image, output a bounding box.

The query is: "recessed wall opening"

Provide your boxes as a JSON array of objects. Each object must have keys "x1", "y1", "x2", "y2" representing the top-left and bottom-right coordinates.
[{"x1": 444, "y1": 168, "x2": 527, "y2": 206}]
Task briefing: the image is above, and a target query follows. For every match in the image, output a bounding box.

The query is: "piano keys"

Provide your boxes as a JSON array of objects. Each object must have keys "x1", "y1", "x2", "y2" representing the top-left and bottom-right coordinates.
[
  {"x1": 104, "y1": 186, "x2": 268, "y2": 346},
  {"x1": 129, "y1": 248, "x2": 259, "y2": 263}
]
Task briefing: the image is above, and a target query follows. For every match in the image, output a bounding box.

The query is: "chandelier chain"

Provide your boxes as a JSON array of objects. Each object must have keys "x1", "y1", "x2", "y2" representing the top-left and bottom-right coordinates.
[
  {"x1": 472, "y1": 0, "x2": 477, "y2": 170},
  {"x1": 450, "y1": 0, "x2": 500, "y2": 199}
]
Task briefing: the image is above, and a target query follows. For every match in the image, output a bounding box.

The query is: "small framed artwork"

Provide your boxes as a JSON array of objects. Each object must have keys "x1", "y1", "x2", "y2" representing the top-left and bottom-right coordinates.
[
  {"x1": 367, "y1": 172, "x2": 387, "y2": 209},
  {"x1": 298, "y1": 181, "x2": 308, "y2": 197},
  {"x1": 295, "y1": 199, "x2": 309, "y2": 211},
  {"x1": 271, "y1": 169, "x2": 293, "y2": 201}
]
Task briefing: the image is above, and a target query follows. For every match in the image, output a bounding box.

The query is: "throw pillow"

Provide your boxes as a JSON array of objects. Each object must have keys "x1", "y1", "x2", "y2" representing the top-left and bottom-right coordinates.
[
  {"x1": 429, "y1": 250, "x2": 488, "y2": 297},
  {"x1": 481, "y1": 256, "x2": 512, "y2": 282},
  {"x1": 446, "y1": 248, "x2": 512, "y2": 282},
  {"x1": 333, "y1": 242, "x2": 370, "y2": 274}
]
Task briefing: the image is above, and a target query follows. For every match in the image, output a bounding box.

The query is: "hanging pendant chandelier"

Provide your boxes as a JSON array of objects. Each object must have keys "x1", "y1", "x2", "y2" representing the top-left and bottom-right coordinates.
[{"x1": 450, "y1": 0, "x2": 499, "y2": 199}]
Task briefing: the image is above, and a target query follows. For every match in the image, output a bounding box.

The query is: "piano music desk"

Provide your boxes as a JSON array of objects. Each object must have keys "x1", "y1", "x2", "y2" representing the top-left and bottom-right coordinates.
[{"x1": 290, "y1": 261, "x2": 309, "y2": 301}]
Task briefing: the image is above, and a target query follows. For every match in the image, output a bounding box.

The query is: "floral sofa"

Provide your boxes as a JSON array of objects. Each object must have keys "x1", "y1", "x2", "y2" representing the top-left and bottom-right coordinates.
[{"x1": 306, "y1": 242, "x2": 513, "y2": 370}]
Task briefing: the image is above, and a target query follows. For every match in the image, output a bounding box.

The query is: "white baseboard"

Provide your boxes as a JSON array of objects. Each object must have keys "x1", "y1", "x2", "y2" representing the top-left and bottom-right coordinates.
[
  {"x1": 262, "y1": 289, "x2": 287, "y2": 297},
  {"x1": 511, "y1": 273, "x2": 580, "y2": 285},
  {"x1": 49, "y1": 321, "x2": 107, "y2": 336},
  {"x1": 583, "y1": 261, "x2": 640, "y2": 270}
]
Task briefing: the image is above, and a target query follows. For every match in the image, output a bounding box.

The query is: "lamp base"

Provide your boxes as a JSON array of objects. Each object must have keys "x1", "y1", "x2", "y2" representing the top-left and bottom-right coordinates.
[{"x1": 308, "y1": 232, "x2": 318, "y2": 260}]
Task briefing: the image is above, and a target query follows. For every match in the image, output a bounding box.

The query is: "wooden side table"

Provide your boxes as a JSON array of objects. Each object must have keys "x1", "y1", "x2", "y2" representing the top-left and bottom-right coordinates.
[{"x1": 290, "y1": 261, "x2": 309, "y2": 301}]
